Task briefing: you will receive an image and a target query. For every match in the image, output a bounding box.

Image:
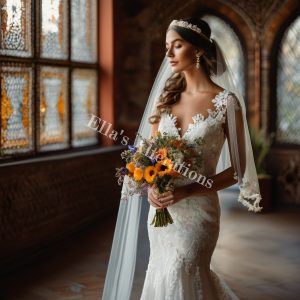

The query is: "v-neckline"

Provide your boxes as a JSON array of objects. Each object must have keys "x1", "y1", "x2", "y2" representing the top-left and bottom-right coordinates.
[{"x1": 168, "y1": 89, "x2": 227, "y2": 139}]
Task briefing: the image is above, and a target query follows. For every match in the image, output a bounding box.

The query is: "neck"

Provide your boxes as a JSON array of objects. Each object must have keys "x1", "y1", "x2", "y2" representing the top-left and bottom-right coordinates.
[{"x1": 182, "y1": 66, "x2": 214, "y2": 94}]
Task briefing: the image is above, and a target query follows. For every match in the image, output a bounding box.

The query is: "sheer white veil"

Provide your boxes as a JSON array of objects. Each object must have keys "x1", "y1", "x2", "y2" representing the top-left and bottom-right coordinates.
[{"x1": 101, "y1": 18, "x2": 262, "y2": 300}]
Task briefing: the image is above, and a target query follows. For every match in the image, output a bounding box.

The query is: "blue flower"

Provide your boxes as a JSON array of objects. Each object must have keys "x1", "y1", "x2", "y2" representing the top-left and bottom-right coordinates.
[
  {"x1": 128, "y1": 145, "x2": 137, "y2": 153},
  {"x1": 150, "y1": 157, "x2": 157, "y2": 165}
]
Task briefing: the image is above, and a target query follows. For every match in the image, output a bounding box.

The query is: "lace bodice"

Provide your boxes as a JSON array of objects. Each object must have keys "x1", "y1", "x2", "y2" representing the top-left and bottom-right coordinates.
[{"x1": 158, "y1": 89, "x2": 236, "y2": 180}]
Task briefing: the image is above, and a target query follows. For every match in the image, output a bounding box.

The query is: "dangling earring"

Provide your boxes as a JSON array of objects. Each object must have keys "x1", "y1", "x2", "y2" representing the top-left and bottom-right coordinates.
[{"x1": 196, "y1": 53, "x2": 201, "y2": 69}]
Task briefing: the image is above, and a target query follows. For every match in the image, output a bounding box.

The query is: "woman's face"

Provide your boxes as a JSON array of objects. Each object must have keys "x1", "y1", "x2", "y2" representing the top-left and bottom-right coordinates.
[{"x1": 165, "y1": 29, "x2": 201, "y2": 72}]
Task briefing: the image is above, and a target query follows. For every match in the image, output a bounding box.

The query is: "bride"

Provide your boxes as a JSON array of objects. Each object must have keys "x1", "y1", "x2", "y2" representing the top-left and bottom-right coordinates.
[{"x1": 101, "y1": 17, "x2": 262, "y2": 300}]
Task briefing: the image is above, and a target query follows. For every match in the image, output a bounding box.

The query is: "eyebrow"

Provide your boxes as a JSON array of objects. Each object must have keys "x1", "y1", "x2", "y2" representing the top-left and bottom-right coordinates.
[{"x1": 165, "y1": 38, "x2": 184, "y2": 45}]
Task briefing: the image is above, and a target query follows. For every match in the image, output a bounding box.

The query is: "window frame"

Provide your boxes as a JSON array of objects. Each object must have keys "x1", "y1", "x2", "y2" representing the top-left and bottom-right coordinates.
[
  {"x1": 269, "y1": 10, "x2": 300, "y2": 149},
  {"x1": 0, "y1": 0, "x2": 101, "y2": 164}
]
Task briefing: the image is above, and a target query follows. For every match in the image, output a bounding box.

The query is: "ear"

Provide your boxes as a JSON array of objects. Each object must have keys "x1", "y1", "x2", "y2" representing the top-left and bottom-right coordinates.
[{"x1": 195, "y1": 48, "x2": 204, "y2": 56}]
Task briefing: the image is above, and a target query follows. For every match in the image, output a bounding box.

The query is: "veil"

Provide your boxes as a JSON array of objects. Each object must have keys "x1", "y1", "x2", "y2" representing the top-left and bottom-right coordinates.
[{"x1": 101, "y1": 19, "x2": 262, "y2": 300}]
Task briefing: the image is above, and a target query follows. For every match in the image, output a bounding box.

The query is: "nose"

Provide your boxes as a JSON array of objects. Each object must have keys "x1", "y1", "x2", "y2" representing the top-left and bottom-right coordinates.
[{"x1": 166, "y1": 48, "x2": 173, "y2": 57}]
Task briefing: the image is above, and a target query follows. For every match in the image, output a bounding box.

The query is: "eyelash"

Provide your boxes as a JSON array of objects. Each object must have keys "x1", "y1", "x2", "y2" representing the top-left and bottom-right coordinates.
[{"x1": 165, "y1": 45, "x2": 181, "y2": 52}]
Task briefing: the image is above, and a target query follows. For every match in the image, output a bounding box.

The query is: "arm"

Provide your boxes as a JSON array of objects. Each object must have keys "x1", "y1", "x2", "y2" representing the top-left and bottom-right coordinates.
[
  {"x1": 183, "y1": 96, "x2": 246, "y2": 196},
  {"x1": 151, "y1": 122, "x2": 159, "y2": 137}
]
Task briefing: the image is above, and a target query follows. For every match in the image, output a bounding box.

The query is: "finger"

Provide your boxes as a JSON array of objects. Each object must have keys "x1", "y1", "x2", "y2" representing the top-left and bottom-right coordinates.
[
  {"x1": 158, "y1": 191, "x2": 172, "y2": 198},
  {"x1": 150, "y1": 200, "x2": 163, "y2": 208},
  {"x1": 149, "y1": 201, "x2": 161, "y2": 208},
  {"x1": 152, "y1": 189, "x2": 160, "y2": 199},
  {"x1": 161, "y1": 200, "x2": 174, "y2": 208},
  {"x1": 159, "y1": 194, "x2": 174, "y2": 204},
  {"x1": 149, "y1": 194, "x2": 164, "y2": 208}
]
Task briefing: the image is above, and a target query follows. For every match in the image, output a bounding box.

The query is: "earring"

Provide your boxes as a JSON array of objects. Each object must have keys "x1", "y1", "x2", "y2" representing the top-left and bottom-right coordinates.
[{"x1": 196, "y1": 53, "x2": 201, "y2": 69}]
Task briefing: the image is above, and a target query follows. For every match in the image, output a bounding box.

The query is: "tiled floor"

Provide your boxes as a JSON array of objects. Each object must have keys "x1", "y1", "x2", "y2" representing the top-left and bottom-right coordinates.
[{"x1": 1, "y1": 190, "x2": 300, "y2": 300}]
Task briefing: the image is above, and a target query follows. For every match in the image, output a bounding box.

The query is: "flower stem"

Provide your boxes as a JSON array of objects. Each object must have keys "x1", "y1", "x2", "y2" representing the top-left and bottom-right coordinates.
[{"x1": 150, "y1": 208, "x2": 174, "y2": 227}]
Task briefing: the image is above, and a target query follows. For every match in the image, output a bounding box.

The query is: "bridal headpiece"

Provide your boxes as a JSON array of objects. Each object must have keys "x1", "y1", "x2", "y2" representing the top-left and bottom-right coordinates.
[{"x1": 169, "y1": 19, "x2": 213, "y2": 43}]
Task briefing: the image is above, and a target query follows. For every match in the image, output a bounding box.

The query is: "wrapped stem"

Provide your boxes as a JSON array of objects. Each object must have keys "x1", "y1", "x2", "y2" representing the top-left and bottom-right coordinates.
[{"x1": 150, "y1": 207, "x2": 174, "y2": 227}]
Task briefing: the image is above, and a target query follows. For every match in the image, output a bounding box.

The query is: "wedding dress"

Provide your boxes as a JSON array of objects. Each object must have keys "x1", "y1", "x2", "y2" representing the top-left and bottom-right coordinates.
[{"x1": 140, "y1": 89, "x2": 239, "y2": 300}]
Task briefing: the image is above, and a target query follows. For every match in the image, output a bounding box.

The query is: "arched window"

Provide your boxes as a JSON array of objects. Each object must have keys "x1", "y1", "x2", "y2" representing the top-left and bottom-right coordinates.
[
  {"x1": 276, "y1": 16, "x2": 300, "y2": 144},
  {"x1": 202, "y1": 14, "x2": 245, "y2": 98}
]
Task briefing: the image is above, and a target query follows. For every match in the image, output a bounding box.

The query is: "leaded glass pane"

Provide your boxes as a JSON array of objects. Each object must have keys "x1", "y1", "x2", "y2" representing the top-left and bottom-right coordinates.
[
  {"x1": 276, "y1": 17, "x2": 300, "y2": 144},
  {"x1": 0, "y1": 64, "x2": 33, "y2": 156},
  {"x1": 38, "y1": 66, "x2": 69, "y2": 151},
  {"x1": 41, "y1": 0, "x2": 68, "y2": 59},
  {"x1": 72, "y1": 69, "x2": 98, "y2": 147},
  {"x1": 202, "y1": 15, "x2": 245, "y2": 98},
  {"x1": 71, "y1": 0, "x2": 97, "y2": 62},
  {"x1": 0, "y1": 0, "x2": 32, "y2": 57}
]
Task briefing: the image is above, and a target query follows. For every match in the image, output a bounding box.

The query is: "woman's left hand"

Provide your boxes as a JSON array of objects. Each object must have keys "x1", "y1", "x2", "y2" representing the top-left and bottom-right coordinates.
[{"x1": 156, "y1": 186, "x2": 189, "y2": 208}]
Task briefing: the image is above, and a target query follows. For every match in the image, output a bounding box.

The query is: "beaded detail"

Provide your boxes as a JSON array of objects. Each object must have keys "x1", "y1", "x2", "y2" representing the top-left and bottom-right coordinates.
[{"x1": 169, "y1": 20, "x2": 203, "y2": 35}]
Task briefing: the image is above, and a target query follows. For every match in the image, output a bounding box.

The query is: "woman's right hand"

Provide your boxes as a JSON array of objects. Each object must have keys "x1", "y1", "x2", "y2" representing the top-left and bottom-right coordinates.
[{"x1": 147, "y1": 185, "x2": 164, "y2": 208}]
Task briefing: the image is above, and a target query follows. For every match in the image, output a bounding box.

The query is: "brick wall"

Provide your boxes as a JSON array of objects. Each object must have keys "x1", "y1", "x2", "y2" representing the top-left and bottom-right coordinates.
[
  {"x1": 0, "y1": 147, "x2": 123, "y2": 273},
  {"x1": 114, "y1": 0, "x2": 298, "y2": 133}
]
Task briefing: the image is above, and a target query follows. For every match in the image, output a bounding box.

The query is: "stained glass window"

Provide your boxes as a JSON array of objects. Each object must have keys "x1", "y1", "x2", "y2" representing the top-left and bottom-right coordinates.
[
  {"x1": 38, "y1": 66, "x2": 69, "y2": 151},
  {"x1": 276, "y1": 17, "x2": 300, "y2": 144},
  {"x1": 0, "y1": 1, "x2": 99, "y2": 160},
  {"x1": 0, "y1": 64, "x2": 33, "y2": 155},
  {"x1": 41, "y1": 0, "x2": 68, "y2": 59},
  {"x1": 202, "y1": 15, "x2": 245, "y2": 98},
  {"x1": 71, "y1": 0, "x2": 97, "y2": 62},
  {"x1": 72, "y1": 69, "x2": 98, "y2": 147},
  {"x1": 0, "y1": 0, "x2": 32, "y2": 57}
]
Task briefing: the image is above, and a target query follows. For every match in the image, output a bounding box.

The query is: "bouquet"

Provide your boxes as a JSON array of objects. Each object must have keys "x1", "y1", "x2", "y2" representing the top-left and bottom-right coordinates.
[{"x1": 116, "y1": 132, "x2": 204, "y2": 227}]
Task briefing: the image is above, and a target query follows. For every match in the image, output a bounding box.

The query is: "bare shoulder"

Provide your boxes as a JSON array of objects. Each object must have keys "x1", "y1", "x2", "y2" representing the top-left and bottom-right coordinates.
[{"x1": 226, "y1": 91, "x2": 242, "y2": 110}]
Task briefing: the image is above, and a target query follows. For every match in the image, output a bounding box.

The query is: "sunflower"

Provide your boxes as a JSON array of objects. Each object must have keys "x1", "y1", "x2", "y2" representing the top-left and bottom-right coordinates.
[
  {"x1": 155, "y1": 162, "x2": 166, "y2": 176},
  {"x1": 144, "y1": 166, "x2": 158, "y2": 184},
  {"x1": 161, "y1": 158, "x2": 173, "y2": 174},
  {"x1": 133, "y1": 167, "x2": 144, "y2": 181},
  {"x1": 126, "y1": 162, "x2": 136, "y2": 174},
  {"x1": 155, "y1": 159, "x2": 173, "y2": 176}
]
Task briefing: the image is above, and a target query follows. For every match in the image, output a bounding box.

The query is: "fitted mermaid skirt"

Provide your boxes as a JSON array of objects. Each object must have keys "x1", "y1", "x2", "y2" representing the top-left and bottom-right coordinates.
[{"x1": 140, "y1": 189, "x2": 239, "y2": 300}]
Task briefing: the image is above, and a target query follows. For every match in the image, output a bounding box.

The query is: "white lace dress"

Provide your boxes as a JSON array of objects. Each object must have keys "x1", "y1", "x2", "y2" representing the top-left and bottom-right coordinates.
[{"x1": 140, "y1": 89, "x2": 240, "y2": 300}]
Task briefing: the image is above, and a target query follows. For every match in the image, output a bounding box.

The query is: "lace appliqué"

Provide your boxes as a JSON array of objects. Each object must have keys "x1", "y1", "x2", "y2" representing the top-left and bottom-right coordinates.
[
  {"x1": 225, "y1": 93, "x2": 263, "y2": 213},
  {"x1": 238, "y1": 178, "x2": 263, "y2": 212},
  {"x1": 160, "y1": 89, "x2": 230, "y2": 140}
]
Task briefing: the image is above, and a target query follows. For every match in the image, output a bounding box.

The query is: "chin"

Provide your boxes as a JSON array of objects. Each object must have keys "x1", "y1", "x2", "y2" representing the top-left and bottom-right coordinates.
[{"x1": 171, "y1": 65, "x2": 183, "y2": 72}]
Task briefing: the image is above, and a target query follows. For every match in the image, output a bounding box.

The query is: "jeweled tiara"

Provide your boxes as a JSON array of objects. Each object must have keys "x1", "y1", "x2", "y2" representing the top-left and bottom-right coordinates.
[
  {"x1": 169, "y1": 19, "x2": 212, "y2": 42},
  {"x1": 169, "y1": 20, "x2": 202, "y2": 35}
]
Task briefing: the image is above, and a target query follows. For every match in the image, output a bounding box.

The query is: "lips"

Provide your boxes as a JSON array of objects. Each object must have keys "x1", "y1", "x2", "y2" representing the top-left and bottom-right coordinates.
[{"x1": 170, "y1": 61, "x2": 178, "y2": 66}]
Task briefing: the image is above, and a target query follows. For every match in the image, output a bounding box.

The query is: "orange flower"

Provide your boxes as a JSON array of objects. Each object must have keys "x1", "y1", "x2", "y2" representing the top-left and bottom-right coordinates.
[
  {"x1": 133, "y1": 167, "x2": 144, "y2": 181},
  {"x1": 144, "y1": 166, "x2": 157, "y2": 184},
  {"x1": 126, "y1": 162, "x2": 135, "y2": 173},
  {"x1": 169, "y1": 168, "x2": 180, "y2": 177},
  {"x1": 155, "y1": 162, "x2": 166, "y2": 176},
  {"x1": 172, "y1": 140, "x2": 183, "y2": 148},
  {"x1": 155, "y1": 147, "x2": 168, "y2": 161},
  {"x1": 162, "y1": 159, "x2": 173, "y2": 174},
  {"x1": 155, "y1": 159, "x2": 173, "y2": 176}
]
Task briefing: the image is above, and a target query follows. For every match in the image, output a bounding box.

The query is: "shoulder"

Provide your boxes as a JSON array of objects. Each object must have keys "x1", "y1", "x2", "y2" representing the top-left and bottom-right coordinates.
[{"x1": 225, "y1": 90, "x2": 242, "y2": 111}]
